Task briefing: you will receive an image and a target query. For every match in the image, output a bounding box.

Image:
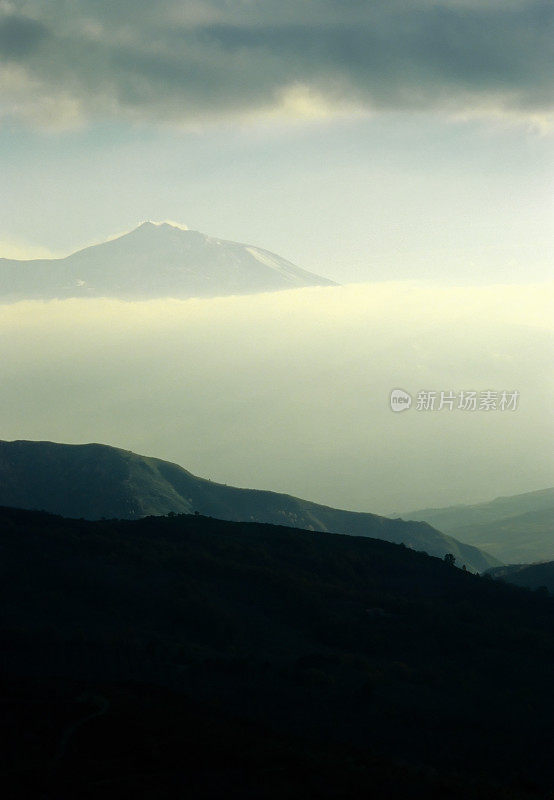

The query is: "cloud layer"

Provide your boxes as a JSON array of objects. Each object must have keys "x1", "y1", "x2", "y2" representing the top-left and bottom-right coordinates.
[
  {"x1": 0, "y1": 0, "x2": 552, "y2": 127},
  {"x1": 1, "y1": 282, "x2": 552, "y2": 512}
]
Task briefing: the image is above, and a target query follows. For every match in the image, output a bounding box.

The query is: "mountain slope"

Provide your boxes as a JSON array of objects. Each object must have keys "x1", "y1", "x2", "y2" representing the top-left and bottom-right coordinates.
[
  {"x1": 395, "y1": 488, "x2": 554, "y2": 564},
  {"x1": 487, "y1": 561, "x2": 554, "y2": 592},
  {"x1": 0, "y1": 222, "x2": 336, "y2": 301},
  {"x1": 397, "y1": 488, "x2": 554, "y2": 532},
  {"x1": 450, "y1": 507, "x2": 554, "y2": 563},
  {"x1": 1, "y1": 507, "x2": 554, "y2": 798},
  {"x1": 0, "y1": 439, "x2": 499, "y2": 572}
]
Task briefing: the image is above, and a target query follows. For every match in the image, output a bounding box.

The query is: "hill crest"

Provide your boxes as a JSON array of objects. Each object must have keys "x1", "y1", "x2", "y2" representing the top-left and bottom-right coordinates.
[{"x1": 0, "y1": 438, "x2": 499, "y2": 572}]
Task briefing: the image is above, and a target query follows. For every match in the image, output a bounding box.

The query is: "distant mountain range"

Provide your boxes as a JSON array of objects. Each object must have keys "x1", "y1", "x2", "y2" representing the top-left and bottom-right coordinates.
[
  {"x1": 396, "y1": 488, "x2": 554, "y2": 564},
  {"x1": 0, "y1": 439, "x2": 498, "y2": 572},
  {"x1": 0, "y1": 222, "x2": 336, "y2": 301},
  {"x1": 487, "y1": 561, "x2": 554, "y2": 592}
]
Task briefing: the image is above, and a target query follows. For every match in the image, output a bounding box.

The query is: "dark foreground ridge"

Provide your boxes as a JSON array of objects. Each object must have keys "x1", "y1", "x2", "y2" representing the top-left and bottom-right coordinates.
[
  {"x1": 0, "y1": 439, "x2": 499, "y2": 572},
  {"x1": 1, "y1": 506, "x2": 553, "y2": 799}
]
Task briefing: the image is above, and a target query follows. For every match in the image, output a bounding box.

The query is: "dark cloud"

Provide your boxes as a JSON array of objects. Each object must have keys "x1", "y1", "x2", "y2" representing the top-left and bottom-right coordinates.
[
  {"x1": 0, "y1": 14, "x2": 47, "y2": 59},
  {"x1": 0, "y1": 0, "x2": 552, "y2": 125}
]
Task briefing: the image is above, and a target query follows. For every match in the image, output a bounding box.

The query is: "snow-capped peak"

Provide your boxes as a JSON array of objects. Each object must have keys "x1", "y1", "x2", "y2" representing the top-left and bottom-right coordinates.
[{"x1": 147, "y1": 220, "x2": 189, "y2": 231}]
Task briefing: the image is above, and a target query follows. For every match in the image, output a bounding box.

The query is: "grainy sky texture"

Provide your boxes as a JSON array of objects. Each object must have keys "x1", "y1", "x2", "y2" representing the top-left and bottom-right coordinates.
[
  {"x1": 0, "y1": 0, "x2": 552, "y2": 281},
  {"x1": 0, "y1": 1, "x2": 552, "y2": 125},
  {"x1": 0, "y1": 1, "x2": 552, "y2": 509}
]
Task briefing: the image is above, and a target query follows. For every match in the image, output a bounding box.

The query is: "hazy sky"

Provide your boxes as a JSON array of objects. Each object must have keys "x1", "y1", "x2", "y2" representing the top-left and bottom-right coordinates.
[
  {"x1": 0, "y1": 0, "x2": 552, "y2": 283},
  {"x1": 1, "y1": 284, "x2": 552, "y2": 512},
  {"x1": 0, "y1": 1, "x2": 552, "y2": 512}
]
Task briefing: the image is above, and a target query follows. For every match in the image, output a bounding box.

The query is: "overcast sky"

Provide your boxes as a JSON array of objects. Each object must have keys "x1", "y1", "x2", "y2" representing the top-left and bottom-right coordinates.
[
  {"x1": 0, "y1": 0, "x2": 552, "y2": 283},
  {"x1": 0, "y1": 1, "x2": 552, "y2": 510}
]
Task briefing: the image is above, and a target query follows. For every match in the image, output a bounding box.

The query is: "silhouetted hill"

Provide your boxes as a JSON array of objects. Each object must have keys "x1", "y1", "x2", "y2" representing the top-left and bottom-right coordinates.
[
  {"x1": 0, "y1": 222, "x2": 336, "y2": 301},
  {"x1": 0, "y1": 507, "x2": 553, "y2": 798},
  {"x1": 396, "y1": 488, "x2": 554, "y2": 563},
  {"x1": 0, "y1": 439, "x2": 499, "y2": 571},
  {"x1": 488, "y1": 560, "x2": 554, "y2": 593}
]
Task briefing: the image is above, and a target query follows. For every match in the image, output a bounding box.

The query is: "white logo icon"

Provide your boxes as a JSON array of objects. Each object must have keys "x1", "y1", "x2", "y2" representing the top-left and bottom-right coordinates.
[{"x1": 390, "y1": 389, "x2": 412, "y2": 412}]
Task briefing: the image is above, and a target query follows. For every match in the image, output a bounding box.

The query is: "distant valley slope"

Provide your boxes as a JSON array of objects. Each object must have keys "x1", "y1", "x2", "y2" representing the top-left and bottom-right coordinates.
[
  {"x1": 487, "y1": 561, "x2": 554, "y2": 593},
  {"x1": 0, "y1": 439, "x2": 498, "y2": 572},
  {"x1": 396, "y1": 488, "x2": 554, "y2": 564},
  {"x1": 0, "y1": 222, "x2": 336, "y2": 300}
]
